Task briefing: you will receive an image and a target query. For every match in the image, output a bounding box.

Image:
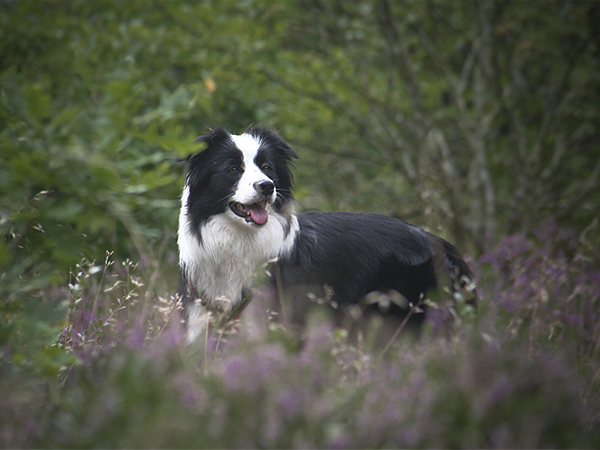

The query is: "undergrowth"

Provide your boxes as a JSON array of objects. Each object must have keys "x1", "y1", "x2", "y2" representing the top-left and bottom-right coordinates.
[{"x1": 1, "y1": 223, "x2": 599, "y2": 448}]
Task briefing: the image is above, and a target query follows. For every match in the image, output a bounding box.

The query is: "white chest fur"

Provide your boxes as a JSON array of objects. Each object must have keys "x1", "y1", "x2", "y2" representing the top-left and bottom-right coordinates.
[{"x1": 177, "y1": 186, "x2": 297, "y2": 307}]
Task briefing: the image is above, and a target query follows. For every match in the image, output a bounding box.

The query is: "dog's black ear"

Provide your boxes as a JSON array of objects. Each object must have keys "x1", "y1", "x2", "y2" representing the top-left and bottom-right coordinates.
[
  {"x1": 193, "y1": 133, "x2": 211, "y2": 144},
  {"x1": 175, "y1": 127, "x2": 227, "y2": 163},
  {"x1": 175, "y1": 150, "x2": 204, "y2": 164},
  {"x1": 245, "y1": 125, "x2": 300, "y2": 161},
  {"x1": 175, "y1": 154, "x2": 194, "y2": 163},
  {"x1": 276, "y1": 135, "x2": 300, "y2": 161},
  {"x1": 198, "y1": 127, "x2": 230, "y2": 144}
]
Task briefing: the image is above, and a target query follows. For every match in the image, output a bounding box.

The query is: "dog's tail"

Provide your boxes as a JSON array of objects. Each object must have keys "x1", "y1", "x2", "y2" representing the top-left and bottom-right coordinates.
[{"x1": 428, "y1": 233, "x2": 477, "y2": 306}]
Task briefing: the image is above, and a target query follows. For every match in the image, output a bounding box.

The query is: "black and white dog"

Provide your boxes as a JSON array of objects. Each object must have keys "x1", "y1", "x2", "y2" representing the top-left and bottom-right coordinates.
[{"x1": 178, "y1": 126, "x2": 473, "y2": 343}]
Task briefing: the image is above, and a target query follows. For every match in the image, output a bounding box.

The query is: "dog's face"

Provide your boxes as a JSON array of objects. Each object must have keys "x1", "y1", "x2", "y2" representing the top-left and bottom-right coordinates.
[{"x1": 182, "y1": 126, "x2": 298, "y2": 234}]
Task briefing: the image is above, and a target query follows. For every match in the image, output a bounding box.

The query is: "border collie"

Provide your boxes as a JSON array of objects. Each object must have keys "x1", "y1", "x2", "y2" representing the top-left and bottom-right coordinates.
[{"x1": 178, "y1": 126, "x2": 473, "y2": 343}]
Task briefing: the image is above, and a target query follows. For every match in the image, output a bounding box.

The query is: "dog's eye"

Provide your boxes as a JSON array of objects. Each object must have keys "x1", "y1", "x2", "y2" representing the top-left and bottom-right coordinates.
[
  {"x1": 261, "y1": 164, "x2": 272, "y2": 174},
  {"x1": 229, "y1": 166, "x2": 242, "y2": 174}
]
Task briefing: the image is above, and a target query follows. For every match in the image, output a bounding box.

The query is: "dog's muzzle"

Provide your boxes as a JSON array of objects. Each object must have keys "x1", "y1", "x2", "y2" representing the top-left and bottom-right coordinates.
[{"x1": 230, "y1": 181, "x2": 275, "y2": 225}]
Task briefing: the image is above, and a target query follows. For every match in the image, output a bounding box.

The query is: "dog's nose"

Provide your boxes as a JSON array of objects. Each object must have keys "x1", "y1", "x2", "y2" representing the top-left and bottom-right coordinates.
[{"x1": 254, "y1": 181, "x2": 275, "y2": 198}]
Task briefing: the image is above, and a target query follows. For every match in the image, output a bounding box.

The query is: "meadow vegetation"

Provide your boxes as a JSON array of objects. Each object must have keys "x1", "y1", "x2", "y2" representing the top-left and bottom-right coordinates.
[{"x1": 2, "y1": 226, "x2": 599, "y2": 448}]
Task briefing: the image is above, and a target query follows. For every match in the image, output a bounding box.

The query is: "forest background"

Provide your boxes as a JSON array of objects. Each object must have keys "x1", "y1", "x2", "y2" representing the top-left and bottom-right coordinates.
[{"x1": 1, "y1": 0, "x2": 600, "y2": 448}]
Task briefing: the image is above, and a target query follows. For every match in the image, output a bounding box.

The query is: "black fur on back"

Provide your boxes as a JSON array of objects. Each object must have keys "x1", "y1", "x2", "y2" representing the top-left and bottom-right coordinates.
[{"x1": 276, "y1": 212, "x2": 474, "y2": 326}]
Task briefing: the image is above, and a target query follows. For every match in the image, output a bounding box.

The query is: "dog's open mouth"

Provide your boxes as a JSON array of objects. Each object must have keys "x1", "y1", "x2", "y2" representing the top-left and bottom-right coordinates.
[{"x1": 230, "y1": 201, "x2": 269, "y2": 225}]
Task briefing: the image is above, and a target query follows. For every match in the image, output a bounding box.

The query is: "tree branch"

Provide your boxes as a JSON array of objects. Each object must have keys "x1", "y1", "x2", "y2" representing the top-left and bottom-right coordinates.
[{"x1": 375, "y1": 0, "x2": 431, "y2": 131}]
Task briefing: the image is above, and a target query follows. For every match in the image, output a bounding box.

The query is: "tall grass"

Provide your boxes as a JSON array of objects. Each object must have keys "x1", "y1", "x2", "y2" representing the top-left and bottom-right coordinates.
[{"x1": 1, "y1": 223, "x2": 599, "y2": 448}]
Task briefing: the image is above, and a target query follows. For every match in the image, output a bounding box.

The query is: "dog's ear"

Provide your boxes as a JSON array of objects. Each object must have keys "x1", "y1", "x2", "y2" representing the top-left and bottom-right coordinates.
[
  {"x1": 175, "y1": 127, "x2": 227, "y2": 163},
  {"x1": 276, "y1": 135, "x2": 300, "y2": 162},
  {"x1": 175, "y1": 154, "x2": 194, "y2": 163},
  {"x1": 197, "y1": 127, "x2": 230, "y2": 144},
  {"x1": 193, "y1": 133, "x2": 211, "y2": 144},
  {"x1": 175, "y1": 150, "x2": 204, "y2": 164},
  {"x1": 245, "y1": 125, "x2": 300, "y2": 161}
]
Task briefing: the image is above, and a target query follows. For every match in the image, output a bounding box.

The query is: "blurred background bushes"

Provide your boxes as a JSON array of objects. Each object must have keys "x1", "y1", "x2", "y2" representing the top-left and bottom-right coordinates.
[{"x1": 3, "y1": 0, "x2": 599, "y2": 275}]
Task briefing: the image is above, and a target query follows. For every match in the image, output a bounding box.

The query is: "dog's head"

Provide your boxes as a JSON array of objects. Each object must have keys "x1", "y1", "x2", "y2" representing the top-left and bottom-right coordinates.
[{"x1": 181, "y1": 126, "x2": 298, "y2": 232}]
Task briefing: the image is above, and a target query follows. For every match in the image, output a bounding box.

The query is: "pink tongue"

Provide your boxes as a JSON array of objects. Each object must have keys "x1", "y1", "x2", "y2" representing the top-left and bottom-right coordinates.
[{"x1": 248, "y1": 205, "x2": 269, "y2": 225}]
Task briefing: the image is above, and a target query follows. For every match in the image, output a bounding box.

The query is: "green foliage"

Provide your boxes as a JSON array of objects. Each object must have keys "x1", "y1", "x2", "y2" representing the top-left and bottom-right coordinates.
[{"x1": 3, "y1": 0, "x2": 599, "y2": 292}]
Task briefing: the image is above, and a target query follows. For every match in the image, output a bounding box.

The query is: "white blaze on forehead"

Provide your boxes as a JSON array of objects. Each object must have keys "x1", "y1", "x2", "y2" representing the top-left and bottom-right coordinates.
[
  {"x1": 230, "y1": 132, "x2": 275, "y2": 208},
  {"x1": 231, "y1": 133, "x2": 261, "y2": 169}
]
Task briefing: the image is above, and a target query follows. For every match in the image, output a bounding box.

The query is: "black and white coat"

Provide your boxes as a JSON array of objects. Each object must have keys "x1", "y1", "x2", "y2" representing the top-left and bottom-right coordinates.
[{"x1": 178, "y1": 126, "x2": 472, "y2": 343}]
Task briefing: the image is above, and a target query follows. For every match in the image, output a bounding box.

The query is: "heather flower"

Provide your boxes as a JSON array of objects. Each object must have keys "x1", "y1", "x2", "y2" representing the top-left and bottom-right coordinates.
[{"x1": 4, "y1": 222, "x2": 600, "y2": 448}]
